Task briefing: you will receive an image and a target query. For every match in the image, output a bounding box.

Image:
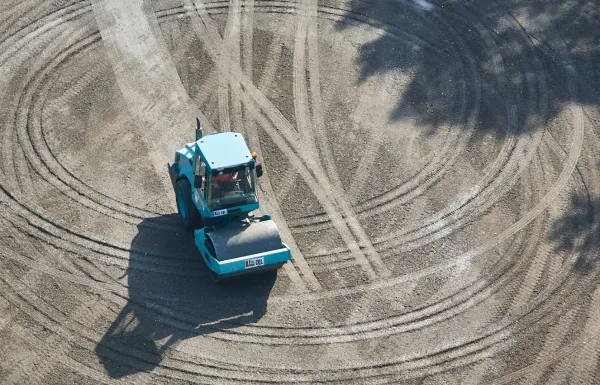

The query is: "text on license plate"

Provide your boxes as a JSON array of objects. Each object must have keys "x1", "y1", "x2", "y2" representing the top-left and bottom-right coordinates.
[{"x1": 245, "y1": 257, "x2": 265, "y2": 269}]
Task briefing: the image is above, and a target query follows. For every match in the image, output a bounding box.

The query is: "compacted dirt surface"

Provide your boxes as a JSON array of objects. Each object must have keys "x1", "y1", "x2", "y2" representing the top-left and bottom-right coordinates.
[{"x1": 1, "y1": 0, "x2": 600, "y2": 383}]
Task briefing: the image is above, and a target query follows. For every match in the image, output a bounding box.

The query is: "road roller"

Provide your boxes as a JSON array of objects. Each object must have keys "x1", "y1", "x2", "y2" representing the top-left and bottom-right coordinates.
[{"x1": 167, "y1": 118, "x2": 291, "y2": 281}]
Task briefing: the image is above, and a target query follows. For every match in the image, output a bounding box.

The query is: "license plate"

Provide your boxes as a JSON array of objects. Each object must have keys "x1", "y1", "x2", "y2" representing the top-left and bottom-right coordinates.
[{"x1": 245, "y1": 257, "x2": 265, "y2": 269}]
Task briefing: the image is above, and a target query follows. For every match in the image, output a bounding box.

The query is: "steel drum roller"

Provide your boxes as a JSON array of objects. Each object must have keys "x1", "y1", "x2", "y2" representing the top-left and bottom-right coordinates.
[{"x1": 205, "y1": 220, "x2": 285, "y2": 261}]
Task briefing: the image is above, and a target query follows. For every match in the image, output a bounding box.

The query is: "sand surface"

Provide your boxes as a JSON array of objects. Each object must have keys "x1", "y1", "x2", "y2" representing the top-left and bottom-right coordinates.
[{"x1": 0, "y1": 0, "x2": 599, "y2": 383}]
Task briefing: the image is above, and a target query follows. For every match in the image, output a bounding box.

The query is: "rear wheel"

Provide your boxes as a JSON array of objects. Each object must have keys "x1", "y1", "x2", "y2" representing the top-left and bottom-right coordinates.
[{"x1": 175, "y1": 179, "x2": 202, "y2": 229}]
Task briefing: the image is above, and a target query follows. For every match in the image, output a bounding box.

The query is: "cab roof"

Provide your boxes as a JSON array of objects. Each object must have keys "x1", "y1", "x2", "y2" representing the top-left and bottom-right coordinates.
[{"x1": 196, "y1": 132, "x2": 253, "y2": 170}]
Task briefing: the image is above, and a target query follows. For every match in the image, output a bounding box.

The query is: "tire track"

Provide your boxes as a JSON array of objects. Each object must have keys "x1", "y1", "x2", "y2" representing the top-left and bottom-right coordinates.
[
  {"x1": 11, "y1": 11, "x2": 111, "y2": 203},
  {"x1": 0, "y1": 0, "x2": 41, "y2": 44},
  {"x1": 0, "y1": 178, "x2": 520, "y2": 346},
  {"x1": 7, "y1": 324, "x2": 112, "y2": 384},
  {"x1": 18, "y1": 33, "x2": 167, "y2": 226},
  {"x1": 0, "y1": 266, "x2": 471, "y2": 383},
  {"x1": 5, "y1": 1, "x2": 460, "y2": 228},
  {"x1": 0, "y1": 240, "x2": 128, "y2": 296},
  {"x1": 273, "y1": 170, "x2": 297, "y2": 201},
  {"x1": 287, "y1": 8, "x2": 521, "y2": 241},
  {"x1": 545, "y1": 358, "x2": 574, "y2": 385},
  {"x1": 1, "y1": 3, "x2": 225, "y2": 243},
  {"x1": 0, "y1": 264, "x2": 199, "y2": 385},
  {"x1": 0, "y1": 163, "x2": 580, "y2": 348},
  {"x1": 216, "y1": 0, "x2": 239, "y2": 132},
  {"x1": 550, "y1": 288, "x2": 600, "y2": 384},
  {"x1": 3, "y1": 276, "x2": 154, "y2": 385},
  {"x1": 0, "y1": 4, "x2": 91, "y2": 199},
  {"x1": 162, "y1": 17, "x2": 197, "y2": 102},
  {"x1": 290, "y1": 0, "x2": 382, "y2": 277},
  {"x1": 243, "y1": 111, "x2": 324, "y2": 291},
  {"x1": 303, "y1": 0, "x2": 390, "y2": 277},
  {"x1": 224, "y1": 0, "x2": 244, "y2": 132},
  {"x1": 0, "y1": 185, "x2": 204, "y2": 278},
  {"x1": 0, "y1": 170, "x2": 592, "y2": 378},
  {"x1": 249, "y1": 2, "x2": 304, "y2": 225},
  {"x1": 187, "y1": 0, "x2": 388, "y2": 284},
  {"x1": 429, "y1": 228, "x2": 524, "y2": 307},
  {"x1": 0, "y1": 156, "x2": 584, "y2": 348},
  {"x1": 523, "y1": 307, "x2": 579, "y2": 385},
  {"x1": 91, "y1": 0, "x2": 206, "y2": 209},
  {"x1": 233, "y1": 80, "x2": 580, "y2": 341},
  {"x1": 1, "y1": 197, "x2": 145, "y2": 291},
  {"x1": 0, "y1": 219, "x2": 504, "y2": 346},
  {"x1": 0, "y1": 296, "x2": 17, "y2": 333},
  {"x1": 345, "y1": 2, "x2": 474, "y2": 206},
  {"x1": 44, "y1": 60, "x2": 109, "y2": 120},
  {"x1": 92, "y1": 189, "x2": 572, "y2": 343},
  {"x1": 0, "y1": 4, "x2": 176, "y2": 224},
  {"x1": 0, "y1": 219, "x2": 117, "y2": 383},
  {"x1": 34, "y1": 7, "x2": 222, "y2": 220},
  {"x1": 241, "y1": 0, "x2": 254, "y2": 77},
  {"x1": 505, "y1": 155, "x2": 548, "y2": 316},
  {"x1": 258, "y1": 2, "x2": 476, "y2": 225},
  {"x1": 2, "y1": 299, "x2": 106, "y2": 385},
  {"x1": 4, "y1": 106, "x2": 302, "y2": 290},
  {"x1": 0, "y1": 1, "x2": 90, "y2": 68},
  {"x1": 516, "y1": 14, "x2": 600, "y2": 382},
  {"x1": 286, "y1": 2, "x2": 544, "y2": 248},
  {"x1": 291, "y1": 0, "x2": 387, "y2": 278},
  {"x1": 0, "y1": 258, "x2": 585, "y2": 384},
  {"x1": 185, "y1": 2, "x2": 324, "y2": 293},
  {"x1": 256, "y1": 27, "x2": 283, "y2": 91},
  {"x1": 234, "y1": 0, "x2": 311, "y2": 290},
  {"x1": 0, "y1": 114, "x2": 548, "y2": 352},
  {"x1": 488, "y1": 336, "x2": 582, "y2": 385},
  {"x1": 231, "y1": 0, "x2": 318, "y2": 290},
  {"x1": 300, "y1": 54, "x2": 544, "y2": 272}
]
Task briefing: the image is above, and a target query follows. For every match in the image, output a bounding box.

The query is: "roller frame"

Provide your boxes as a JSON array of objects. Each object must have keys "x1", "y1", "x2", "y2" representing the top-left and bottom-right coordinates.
[{"x1": 194, "y1": 223, "x2": 291, "y2": 281}]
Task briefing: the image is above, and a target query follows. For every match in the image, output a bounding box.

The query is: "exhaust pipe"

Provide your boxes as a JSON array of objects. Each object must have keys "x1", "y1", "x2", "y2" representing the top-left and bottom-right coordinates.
[{"x1": 195, "y1": 117, "x2": 203, "y2": 141}]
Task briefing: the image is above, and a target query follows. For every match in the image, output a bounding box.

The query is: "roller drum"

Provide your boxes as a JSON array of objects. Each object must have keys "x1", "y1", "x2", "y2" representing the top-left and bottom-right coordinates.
[{"x1": 206, "y1": 220, "x2": 285, "y2": 261}]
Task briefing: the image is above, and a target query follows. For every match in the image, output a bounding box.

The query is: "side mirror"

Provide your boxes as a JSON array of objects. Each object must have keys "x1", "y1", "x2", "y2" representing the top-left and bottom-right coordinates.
[
  {"x1": 194, "y1": 175, "x2": 204, "y2": 188},
  {"x1": 256, "y1": 164, "x2": 263, "y2": 178}
]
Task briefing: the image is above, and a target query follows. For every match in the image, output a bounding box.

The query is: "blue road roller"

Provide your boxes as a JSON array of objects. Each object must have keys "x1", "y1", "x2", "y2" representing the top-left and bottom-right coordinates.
[{"x1": 167, "y1": 118, "x2": 291, "y2": 281}]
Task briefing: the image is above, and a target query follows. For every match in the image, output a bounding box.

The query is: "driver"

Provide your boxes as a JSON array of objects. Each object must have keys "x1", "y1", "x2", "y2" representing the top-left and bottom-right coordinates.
[
  {"x1": 215, "y1": 171, "x2": 238, "y2": 183},
  {"x1": 214, "y1": 171, "x2": 239, "y2": 195}
]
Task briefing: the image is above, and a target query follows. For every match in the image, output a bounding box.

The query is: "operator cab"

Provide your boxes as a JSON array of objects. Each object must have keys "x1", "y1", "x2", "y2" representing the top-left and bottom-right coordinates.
[
  {"x1": 208, "y1": 165, "x2": 258, "y2": 211},
  {"x1": 192, "y1": 132, "x2": 263, "y2": 212}
]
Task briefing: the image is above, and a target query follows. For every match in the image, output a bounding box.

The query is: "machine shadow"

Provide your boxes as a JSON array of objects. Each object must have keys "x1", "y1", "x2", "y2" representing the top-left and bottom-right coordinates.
[{"x1": 95, "y1": 214, "x2": 277, "y2": 378}]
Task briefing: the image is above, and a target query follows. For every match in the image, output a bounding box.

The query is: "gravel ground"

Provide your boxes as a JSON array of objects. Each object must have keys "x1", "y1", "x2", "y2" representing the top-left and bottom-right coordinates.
[{"x1": 0, "y1": 0, "x2": 599, "y2": 383}]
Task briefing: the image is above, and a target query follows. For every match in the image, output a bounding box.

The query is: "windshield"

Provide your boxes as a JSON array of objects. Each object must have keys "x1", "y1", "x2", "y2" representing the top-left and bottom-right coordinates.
[{"x1": 208, "y1": 166, "x2": 258, "y2": 210}]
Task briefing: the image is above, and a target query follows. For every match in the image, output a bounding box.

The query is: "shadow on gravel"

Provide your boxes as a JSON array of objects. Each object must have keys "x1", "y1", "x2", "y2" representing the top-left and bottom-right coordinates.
[
  {"x1": 95, "y1": 214, "x2": 276, "y2": 379},
  {"x1": 550, "y1": 194, "x2": 600, "y2": 274},
  {"x1": 334, "y1": 0, "x2": 600, "y2": 137}
]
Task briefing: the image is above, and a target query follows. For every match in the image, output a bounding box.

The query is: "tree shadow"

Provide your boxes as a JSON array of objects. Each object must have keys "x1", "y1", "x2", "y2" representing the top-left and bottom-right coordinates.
[
  {"x1": 550, "y1": 194, "x2": 600, "y2": 274},
  {"x1": 333, "y1": 0, "x2": 600, "y2": 137},
  {"x1": 94, "y1": 214, "x2": 277, "y2": 378}
]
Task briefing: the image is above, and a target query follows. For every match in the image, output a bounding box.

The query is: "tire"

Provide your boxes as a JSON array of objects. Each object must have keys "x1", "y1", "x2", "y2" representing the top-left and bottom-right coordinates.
[{"x1": 175, "y1": 179, "x2": 202, "y2": 230}]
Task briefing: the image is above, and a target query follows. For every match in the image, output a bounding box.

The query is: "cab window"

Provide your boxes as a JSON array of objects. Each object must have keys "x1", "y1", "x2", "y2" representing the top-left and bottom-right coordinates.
[{"x1": 194, "y1": 155, "x2": 207, "y2": 195}]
